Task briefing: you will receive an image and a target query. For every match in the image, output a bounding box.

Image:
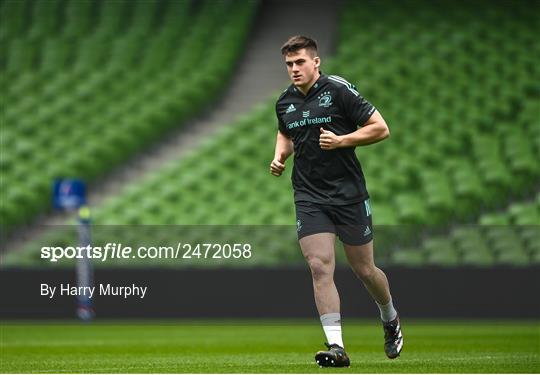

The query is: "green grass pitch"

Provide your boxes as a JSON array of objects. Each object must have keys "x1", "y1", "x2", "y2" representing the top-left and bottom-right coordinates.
[{"x1": 1, "y1": 320, "x2": 538, "y2": 373}]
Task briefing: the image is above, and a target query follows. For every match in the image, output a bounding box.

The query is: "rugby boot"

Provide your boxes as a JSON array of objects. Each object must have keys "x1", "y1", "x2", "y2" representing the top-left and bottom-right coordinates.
[
  {"x1": 383, "y1": 315, "x2": 403, "y2": 359},
  {"x1": 315, "y1": 343, "x2": 350, "y2": 367}
]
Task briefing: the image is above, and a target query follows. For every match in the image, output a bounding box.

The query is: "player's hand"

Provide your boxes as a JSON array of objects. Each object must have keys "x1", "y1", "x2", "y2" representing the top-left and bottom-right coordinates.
[
  {"x1": 319, "y1": 127, "x2": 342, "y2": 150},
  {"x1": 270, "y1": 158, "x2": 286, "y2": 176}
]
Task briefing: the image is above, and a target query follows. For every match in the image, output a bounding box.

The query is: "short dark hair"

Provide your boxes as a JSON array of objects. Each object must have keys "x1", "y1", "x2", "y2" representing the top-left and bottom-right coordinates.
[{"x1": 280, "y1": 35, "x2": 318, "y2": 56}]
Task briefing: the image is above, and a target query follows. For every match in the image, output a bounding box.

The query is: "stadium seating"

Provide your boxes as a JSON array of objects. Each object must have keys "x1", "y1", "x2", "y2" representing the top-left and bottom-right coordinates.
[
  {"x1": 88, "y1": 0, "x2": 538, "y2": 227},
  {"x1": 392, "y1": 194, "x2": 540, "y2": 267},
  {"x1": 0, "y1": 0, "x2": 257, "y2": 227},
  {"x1": 2, "y1": 0, "x2": 539, "y2": 268}
]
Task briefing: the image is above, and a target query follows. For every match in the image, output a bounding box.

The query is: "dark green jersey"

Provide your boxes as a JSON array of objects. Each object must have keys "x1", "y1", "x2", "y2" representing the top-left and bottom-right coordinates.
[{"x1": 276, "y1": 74, "x2": 376, "y2": 205}]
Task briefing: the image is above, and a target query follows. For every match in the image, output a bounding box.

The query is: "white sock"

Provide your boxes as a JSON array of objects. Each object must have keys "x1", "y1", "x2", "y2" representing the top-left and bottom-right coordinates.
[
  {"x1": 320, "y1": 313, "x2": 344, "y2": 348},
  {"x1": 376, "y1": 297, "x2": 398, "y2": 322}
]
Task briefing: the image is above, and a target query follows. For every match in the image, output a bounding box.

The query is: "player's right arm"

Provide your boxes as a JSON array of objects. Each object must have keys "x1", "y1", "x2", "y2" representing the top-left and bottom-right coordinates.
[{"x1": 270, "y1": 130, "x2": 293, "y2": 177}]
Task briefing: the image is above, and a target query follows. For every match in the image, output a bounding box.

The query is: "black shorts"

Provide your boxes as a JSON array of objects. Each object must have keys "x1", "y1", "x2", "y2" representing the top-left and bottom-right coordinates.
[{"x1": 295, "y1": 199, "x2": 373, "y2": 245}]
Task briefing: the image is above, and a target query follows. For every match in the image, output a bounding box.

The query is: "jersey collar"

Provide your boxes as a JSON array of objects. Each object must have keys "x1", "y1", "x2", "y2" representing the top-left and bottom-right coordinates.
[{"x1": 290, "y1": 72, "x2": 327, "y2": 99}]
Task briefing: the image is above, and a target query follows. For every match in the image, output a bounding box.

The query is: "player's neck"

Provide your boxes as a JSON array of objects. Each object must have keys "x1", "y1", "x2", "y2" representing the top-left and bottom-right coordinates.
[{"x1": 296, "y1": 71, "x2": 321, "y2": 96}]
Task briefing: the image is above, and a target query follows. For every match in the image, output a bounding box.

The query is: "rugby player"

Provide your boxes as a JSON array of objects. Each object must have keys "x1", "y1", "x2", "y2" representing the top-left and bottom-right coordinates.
[{"x1": 270, "y1": 35, "x2": 403, "y2": 367}]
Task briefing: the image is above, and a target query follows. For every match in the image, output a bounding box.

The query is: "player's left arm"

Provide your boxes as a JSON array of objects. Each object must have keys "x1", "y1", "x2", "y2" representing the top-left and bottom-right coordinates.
[{"x1": 319, "y1": 110, "x2": 390, "y2": 150}]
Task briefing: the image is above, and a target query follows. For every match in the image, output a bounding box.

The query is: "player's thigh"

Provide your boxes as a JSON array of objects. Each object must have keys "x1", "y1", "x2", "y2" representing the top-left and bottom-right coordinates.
[
  {"x1": 343, "y1": 240, "x2": 375, "y2": 269},
  {"x1": 295, "y1": 201, "x2": 336, "y2": 263},
  {"x1": 300, "y1": 232, "x2": 337, "y2": 278},
  {"x1": 299, "y1": 232, "x2": 337, "y2": 264}
]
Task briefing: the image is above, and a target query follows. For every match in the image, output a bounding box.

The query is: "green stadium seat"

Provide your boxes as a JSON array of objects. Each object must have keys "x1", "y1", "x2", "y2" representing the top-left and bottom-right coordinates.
[
  {"x1": 486, "y1": 227, "x2": 529, "y2": 262},
  {"x1": 6, "y1": 38, "x2": 38, "y2": 72},
  {"x1": 509, "y1": 203, "x2": 540, "y2": 225},
  {"x1": 531, "y1": 244, "x2": 540, "y2": 264},
  {"x1": 129, "y1": 0, "x2": 160, "y2": 36},
  {"x1": 479, "y1": 213, "x2": 510, "y2": 226},
  {"x1": 94, "y1": 0, "x2": 130, "y2": 37},
  {"x1": 372, "y1": 200, "x2": 399, "y2": 225},
  {"x1": 451, "y1": 161, "x2": 485, "y2": 218},
  {"x1": 496, "y1": 247, "x2": 530, "y2": 266},
  {"x1": 40, "y1": 37, "x2": 74, "y2": 72},
  {"x1": 519, "y1": 226, "x2": 540, "y2": 252},
  {"x1": 391, "y1": 248, "x2": 426, "y2": 267},
  {"x1": 424, "y1": 238, "x2": 460, "y2": 266},
  {"x1": 452, "y1": 227, "x2": 488, "y2": 253},
  {"x1": 394, "y1": 194, "x2": 428, "y2": 224},
  {"x1": 109, "y1": 35, "x2": 142, "y2": 69},
  {"x1": 28, "y1": 0, "x2": 63, "y2": 39},
  {"x1": 74, "y1": 36, "x2": 111, "y2": 71},
  {"x1": 461, "y1": 245, "x2": 495, "y2": 267},
  {"x1": 0, "y1": 0, "x2": 30, "y2": 40},
  {"x1": 62, "y1": 0, "x2": 93, "y2": 38},
  {"x1": 420, "y1": 170, "x2": 455, "y2": 224}
]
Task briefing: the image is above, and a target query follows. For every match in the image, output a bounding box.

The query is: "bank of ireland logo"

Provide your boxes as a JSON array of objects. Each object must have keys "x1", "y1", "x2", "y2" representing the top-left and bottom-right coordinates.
[
  {"x1": 296, "y1": 219, "x2": 302, "y2": 232},
  {"x1": 286, "y1": 104, "x2": 296, "y2": 113},
  {"x1": 302, "y1": 110, "x2": 310, "y2": 118},
  {"x1": 318, "y1": 91, "x2": 333, "y2": 107}
]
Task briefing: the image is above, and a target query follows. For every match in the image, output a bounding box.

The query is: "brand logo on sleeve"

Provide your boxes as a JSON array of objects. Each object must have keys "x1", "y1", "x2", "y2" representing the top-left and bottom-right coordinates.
[{"x1": 286, "y1": 104, "x2": 296, "y2": 113}]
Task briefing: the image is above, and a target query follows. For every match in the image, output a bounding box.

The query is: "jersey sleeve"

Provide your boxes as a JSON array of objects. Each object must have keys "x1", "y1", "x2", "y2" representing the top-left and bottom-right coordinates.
[
  {"x1": 276, "y1": 102, "x2": 288, "y2": 136},
  {"x1": 340, "y1": 84, "x2": 376, "y2": 127}
]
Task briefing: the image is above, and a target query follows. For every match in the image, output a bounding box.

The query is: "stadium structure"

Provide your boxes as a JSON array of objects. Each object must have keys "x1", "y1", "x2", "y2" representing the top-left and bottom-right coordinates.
[{"x1": 0, "y1": 0, "x2": 538, "y2": 373}]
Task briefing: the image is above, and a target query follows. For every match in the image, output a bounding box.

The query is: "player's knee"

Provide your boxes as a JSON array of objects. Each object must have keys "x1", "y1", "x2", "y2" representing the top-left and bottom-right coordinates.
[
  {"x1": 355, "y1": 264, "x2": 376, "y2": 281},
  {"x1": 306, "y1": 257, "x2": 332, "y2": 281}
]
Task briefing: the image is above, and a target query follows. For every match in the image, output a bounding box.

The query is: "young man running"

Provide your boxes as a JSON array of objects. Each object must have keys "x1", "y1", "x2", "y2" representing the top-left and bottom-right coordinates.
[{"x1": 270, "y1": 35, "x2": 403, "y2": 367}]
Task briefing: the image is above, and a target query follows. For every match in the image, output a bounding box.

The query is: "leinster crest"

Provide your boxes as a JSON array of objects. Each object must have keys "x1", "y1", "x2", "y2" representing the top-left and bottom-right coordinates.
[{"x1": 318, "y1": 91, "x2": 333, "y2": 107}]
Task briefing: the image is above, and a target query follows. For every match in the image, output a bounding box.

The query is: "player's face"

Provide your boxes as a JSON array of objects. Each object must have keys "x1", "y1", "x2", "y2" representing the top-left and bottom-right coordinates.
[{"x1": 284, "y1": 49, "x2": 320, "y2": 90}]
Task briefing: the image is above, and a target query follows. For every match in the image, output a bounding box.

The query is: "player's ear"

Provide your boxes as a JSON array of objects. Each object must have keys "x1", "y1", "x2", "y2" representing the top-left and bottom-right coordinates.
[{"x1": 314, "y1": 56, "x2": 320, "y2": 68}]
